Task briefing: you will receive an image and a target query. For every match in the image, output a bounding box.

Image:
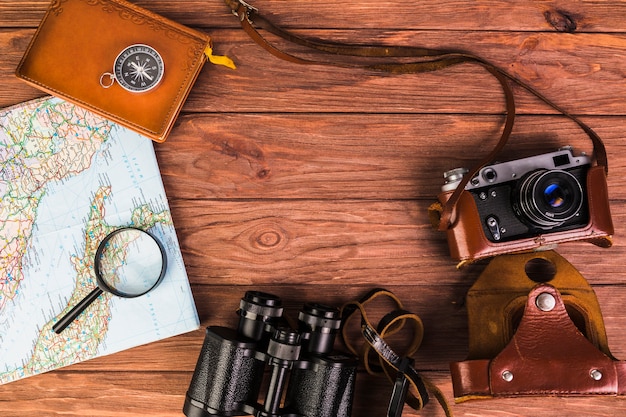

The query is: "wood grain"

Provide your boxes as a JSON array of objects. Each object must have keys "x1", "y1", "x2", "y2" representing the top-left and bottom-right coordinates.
[
  {"x1": 1, "y1": 0, "x2": 625, "y2": 416},
  {"x1": 158, "y1": 114, "x2": 626, "y2": 200},
  {"x1": 3, "y1": 29, "x2": 626, "y2": 114},
  {"x1": 3, "y1": 0, "x2": 626, "y2": 32}
]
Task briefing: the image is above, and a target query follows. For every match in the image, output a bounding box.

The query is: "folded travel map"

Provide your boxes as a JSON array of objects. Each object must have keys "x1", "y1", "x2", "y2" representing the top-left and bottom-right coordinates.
[{"x1": 0, "y1": 96, "x2": 199, "y2": 383}]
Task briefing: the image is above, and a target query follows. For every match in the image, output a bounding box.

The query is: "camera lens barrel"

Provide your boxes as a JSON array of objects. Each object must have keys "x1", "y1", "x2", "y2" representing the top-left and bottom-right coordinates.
[
  {"x1": 238, "y1": 291, "x2": 284, "y2": 341},
  {"x1": 516, "y1": 169, "x2": 584, "y2": 228},
  {"x1": 298, "y1": 303, "x2": 342, "y2": 355}
]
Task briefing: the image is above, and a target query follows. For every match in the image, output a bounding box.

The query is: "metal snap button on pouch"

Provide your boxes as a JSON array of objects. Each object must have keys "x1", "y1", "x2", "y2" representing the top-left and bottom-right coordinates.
[{"x1": 100, "y1": 44, "x2": 164, "y2": 92}]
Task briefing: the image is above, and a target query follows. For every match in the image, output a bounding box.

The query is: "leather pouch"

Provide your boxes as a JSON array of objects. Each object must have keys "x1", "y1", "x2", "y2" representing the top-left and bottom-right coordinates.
[
  {"x1": 450, "y1": 250, "x2": 626, "y2": 401},
  {"x1": 16, "y1": 0, "x2": 230, "y2": 142}
]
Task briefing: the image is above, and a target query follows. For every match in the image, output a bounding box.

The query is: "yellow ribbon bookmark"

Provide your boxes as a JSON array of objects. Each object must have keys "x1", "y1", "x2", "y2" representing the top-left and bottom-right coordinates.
[{"x1": 205, "y1": 45, "x2": 236, "y2": 69}]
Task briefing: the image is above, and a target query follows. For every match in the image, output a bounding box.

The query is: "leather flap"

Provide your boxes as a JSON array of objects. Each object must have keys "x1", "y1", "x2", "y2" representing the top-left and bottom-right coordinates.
[{"x1": 489, "y1": 284, "x2": 618, "y2": 396}]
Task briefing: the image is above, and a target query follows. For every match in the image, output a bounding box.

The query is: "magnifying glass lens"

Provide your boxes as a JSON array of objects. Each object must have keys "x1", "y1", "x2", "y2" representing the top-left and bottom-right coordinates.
[
  {"x1": 97, "y1": 228, "x2": 166, "y2": 296},
  {"x1": 53, "y1": 228, "x2": 167, "y2": 334}
]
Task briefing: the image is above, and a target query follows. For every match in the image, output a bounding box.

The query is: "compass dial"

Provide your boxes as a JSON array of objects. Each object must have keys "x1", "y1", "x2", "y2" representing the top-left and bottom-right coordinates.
[{"x1": 113, "y1": 44, "x2": 164, "y2": 93}]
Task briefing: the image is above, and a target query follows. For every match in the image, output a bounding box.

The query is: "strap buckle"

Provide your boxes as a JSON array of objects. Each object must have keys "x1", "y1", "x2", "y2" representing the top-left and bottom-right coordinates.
[{"x1": 229, "y1": 0, "x2": 258, "y2": 22}]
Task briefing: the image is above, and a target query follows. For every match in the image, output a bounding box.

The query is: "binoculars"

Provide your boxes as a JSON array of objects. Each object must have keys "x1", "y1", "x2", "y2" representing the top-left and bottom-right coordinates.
[{"x1": 183, "y1": 291, "x2": 358, "y2": 417}]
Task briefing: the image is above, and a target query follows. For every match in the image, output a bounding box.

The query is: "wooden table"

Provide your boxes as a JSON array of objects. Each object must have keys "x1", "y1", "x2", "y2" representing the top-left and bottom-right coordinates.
[{"x1": 1, "y1": 0, "x2": 626, "y2": 416}]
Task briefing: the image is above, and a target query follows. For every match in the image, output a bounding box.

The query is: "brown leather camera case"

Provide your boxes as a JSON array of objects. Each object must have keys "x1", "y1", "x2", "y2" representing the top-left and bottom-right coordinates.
[
  {"x1": 451, "y1": 251, "x2": 626, "y2": 401},
  {"x1": 432, "y1": 165, "x2": 613, "y2": 263},
  {"x1": 16, "y1": 0, "x2": 212, "y2": 142}
]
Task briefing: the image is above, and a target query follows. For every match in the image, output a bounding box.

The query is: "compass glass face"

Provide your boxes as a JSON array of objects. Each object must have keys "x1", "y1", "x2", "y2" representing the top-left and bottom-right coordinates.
[{"x1": 113, "y1": 44, "x2": 164, "y2": 93}]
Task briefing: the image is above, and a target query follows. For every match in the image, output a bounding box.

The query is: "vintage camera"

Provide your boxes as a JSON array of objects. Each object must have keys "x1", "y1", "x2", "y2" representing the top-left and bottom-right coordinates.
[
  {"x1": 436, "y1": 146, "x2": 613, "y2": 262},
  {"x1": 183, "y1": 291, "x2": 357, "y2": 417},
  {"x1": 443, "y1": 147, "x2": 591, "y2": 242}
]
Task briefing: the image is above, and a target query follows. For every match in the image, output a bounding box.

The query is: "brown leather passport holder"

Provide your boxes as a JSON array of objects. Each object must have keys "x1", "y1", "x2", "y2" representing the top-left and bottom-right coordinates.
[{"x1": 16, "y1": 0, "x2": 212, "y2": 142}]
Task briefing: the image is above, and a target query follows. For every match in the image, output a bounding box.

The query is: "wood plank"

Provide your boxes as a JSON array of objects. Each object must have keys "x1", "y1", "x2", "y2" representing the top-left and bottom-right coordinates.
[
  {"x1": 3, "y1": 0, "x2": 626, "y2": 33},
  {"x1": 4, "y1": 284, "x2": 626, "y2": 415},
  {"x1": 2, "y1": 29, "x2": 626, "y2": 115},
  {"x1": 184, "y1": 29, "x2": 626, "y2": 116},
  {"x1": 157, "y1": 113, "x2": 626, "y2": 200},
  {"x1": 3, "y1": 369, "x2": 626, "y2": 417},
  {"x1": 166, "y1": 198, "x2": 626, "y2": 286}
]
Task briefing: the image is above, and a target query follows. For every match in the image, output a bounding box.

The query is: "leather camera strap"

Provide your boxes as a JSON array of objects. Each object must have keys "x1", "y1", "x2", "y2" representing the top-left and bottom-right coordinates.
[
  {"x1": 224, "y1": 0, "x2": 608, "y2": 231},
  {"x1": 340, "y1": 288, "x2": 453, "y2": 417}
]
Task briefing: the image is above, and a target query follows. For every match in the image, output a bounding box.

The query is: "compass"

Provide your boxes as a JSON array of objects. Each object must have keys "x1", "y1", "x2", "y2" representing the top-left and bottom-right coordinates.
[{"x1": 100, "y1": 44, "x2": 164, "y2": 93}]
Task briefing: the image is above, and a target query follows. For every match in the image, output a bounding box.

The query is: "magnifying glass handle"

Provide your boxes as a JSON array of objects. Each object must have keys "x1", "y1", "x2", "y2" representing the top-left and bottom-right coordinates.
[{"x1": 53, "y1": 288, "x2": 104, "y2": 334}]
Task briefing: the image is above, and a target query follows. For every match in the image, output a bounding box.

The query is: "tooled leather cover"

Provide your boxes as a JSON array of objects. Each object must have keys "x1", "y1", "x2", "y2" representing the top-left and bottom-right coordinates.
[
  {"x1": 15, "y1": 0, "x2": 211, "y2": 142},
  {"x1": 437, "y1": 165, "x2": 614, "y2": 262}
]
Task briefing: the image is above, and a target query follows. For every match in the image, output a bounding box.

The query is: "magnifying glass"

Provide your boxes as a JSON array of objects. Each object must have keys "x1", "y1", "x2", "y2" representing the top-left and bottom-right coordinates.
[{"x1": 53, "y1": 227, "x2": 167, "y2": 334}]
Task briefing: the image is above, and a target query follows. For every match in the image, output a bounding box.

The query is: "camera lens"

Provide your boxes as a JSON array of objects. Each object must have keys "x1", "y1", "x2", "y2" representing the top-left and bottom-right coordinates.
[
  {"x1": 544, "y1": 183, "x2": 566, "y2": 208},
  {"x1": 516, "y1": 169, "x2": 584, "y2": 228},
  {"x1": 298, "y1": 303, "x2": 342, "y2": 355},
  {"x1": 238, "y1": 291, "x2": 284, "y2": 341}
]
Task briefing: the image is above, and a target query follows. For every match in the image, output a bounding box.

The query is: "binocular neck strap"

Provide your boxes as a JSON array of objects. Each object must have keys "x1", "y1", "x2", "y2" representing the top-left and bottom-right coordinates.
[
  {"x1": 224, "y1": 0, "x2": 608, "y2": 231},
  {"x1": 340, "y1": 288, "x2": 453, "y2": 417}
]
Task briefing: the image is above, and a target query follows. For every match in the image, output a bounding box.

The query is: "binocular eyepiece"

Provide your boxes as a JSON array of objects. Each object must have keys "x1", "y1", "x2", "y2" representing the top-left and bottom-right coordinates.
[
  {"x1": 184, "y1": 291, "x2": 357, "y2": 417},
  {"x1": 237, "y1": 290, "x2": 284, "y2": 342},
  {"x1": 298, "y1": 302, "x2": 342, "y2": 355}
]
